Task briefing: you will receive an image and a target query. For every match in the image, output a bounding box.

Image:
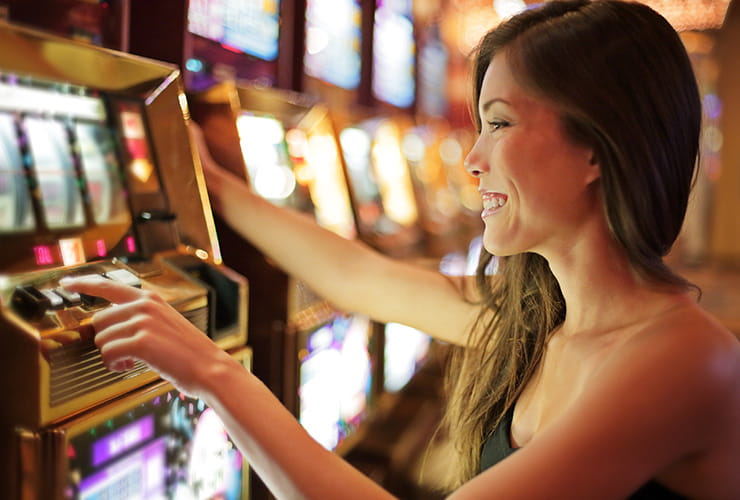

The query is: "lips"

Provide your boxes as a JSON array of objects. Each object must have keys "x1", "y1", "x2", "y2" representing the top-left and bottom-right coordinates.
[{"x1": 480, "y1": 191, "x2": 508, "y2": 219}]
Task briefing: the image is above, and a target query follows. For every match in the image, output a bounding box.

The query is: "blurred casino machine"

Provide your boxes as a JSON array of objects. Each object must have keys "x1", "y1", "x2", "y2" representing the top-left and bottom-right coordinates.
[
  {"x1": 188, "y1": 81, "x2": 379, "y2": 458},
  {"x1": 0, "y1": 22, "x2": 251, "y2": 499}
]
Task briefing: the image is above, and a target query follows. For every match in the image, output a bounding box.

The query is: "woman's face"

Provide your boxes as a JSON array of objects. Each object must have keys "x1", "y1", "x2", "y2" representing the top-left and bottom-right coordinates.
[{"x1": 466, "y1": 52, "x2": 600, "y2": 258}]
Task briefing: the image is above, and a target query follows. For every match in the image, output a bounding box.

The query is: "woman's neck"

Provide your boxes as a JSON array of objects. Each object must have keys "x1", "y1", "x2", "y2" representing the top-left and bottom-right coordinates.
[{"x1": 542, "y1": 223, "x2": 685, "y2": 338}]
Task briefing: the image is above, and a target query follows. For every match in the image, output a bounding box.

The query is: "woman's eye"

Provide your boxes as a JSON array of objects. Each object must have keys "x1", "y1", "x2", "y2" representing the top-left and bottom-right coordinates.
[{"x1": 487, "y1": 120, "x2": 509, "y2": 132}]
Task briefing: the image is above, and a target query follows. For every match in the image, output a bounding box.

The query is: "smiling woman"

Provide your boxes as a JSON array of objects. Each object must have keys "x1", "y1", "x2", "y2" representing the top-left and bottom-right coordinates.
[{"x1": 59, "y1": 1, "x2": 740, "y2": 499}]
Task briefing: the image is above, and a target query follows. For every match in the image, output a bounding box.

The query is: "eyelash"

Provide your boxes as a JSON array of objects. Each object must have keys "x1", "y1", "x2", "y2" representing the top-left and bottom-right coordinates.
[{"x1": 487, "y1": 120, "x2": 509, "y2": 132}]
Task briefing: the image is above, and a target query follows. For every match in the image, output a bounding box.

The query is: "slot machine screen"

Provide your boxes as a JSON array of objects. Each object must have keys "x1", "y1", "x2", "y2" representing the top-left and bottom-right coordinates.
[
  {"x1": 304, "y1": 0, "x2": 362, "y2": 90},
  {"x1": 372, "y1": 0, "x2": 415, "y2": 108},
  {"x1": 340, "y1": 121, "x2": 418, "y2": 235},
  {"x1": 75, "y1": 121, "x2": 128, "y2": 226},
  {"x1": 24, "y1": 116, "x2": 85, "y2": 230},
  {"x1": 188, "y1": 0, "x2": 281, "y2": 61},
  {"x1": 0, "y1": 112, "x2": 33, "y2": 233},
  {"x1": 383, "y1": 322, "x2": 431, "y2": 393},
  {"x1": 339, "y1": 126, "x2": 382, "y2": 233},
  {"x1": 0, "y1": 76, "x2": 149, "y2": 273},
  {"x1": 65, "y1": 387, "x2": 244, "y2": 500},
  {"x1": 298, "y1": 314, "x2": 373, "y2": 451},
  {"x1": 236, "y1": 113, "x2": 311, "y2": 209},
  {"x1": 236, "y1": 110, "x2": 356, "y2": 239}
]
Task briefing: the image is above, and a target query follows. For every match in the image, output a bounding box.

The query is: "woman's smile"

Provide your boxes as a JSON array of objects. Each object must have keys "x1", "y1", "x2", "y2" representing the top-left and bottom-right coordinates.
[{"x1": 480, "y1": 191, "x2": 509, "y2": 219}]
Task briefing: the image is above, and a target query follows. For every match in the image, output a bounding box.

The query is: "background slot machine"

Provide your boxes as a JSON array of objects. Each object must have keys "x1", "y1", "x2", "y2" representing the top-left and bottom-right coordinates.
[
  {"x1": 0, "y1": 22, "x2": 250, "y2": 499},
  {"x1": 189, "y1": 82, "x2": 379, "y2": 459},
  {"x1": 400, "y1": 121, "x2": 483, "y2": 258},
  {"x1": 338, "y1": 116, "x2": 424, "y2": 259}
]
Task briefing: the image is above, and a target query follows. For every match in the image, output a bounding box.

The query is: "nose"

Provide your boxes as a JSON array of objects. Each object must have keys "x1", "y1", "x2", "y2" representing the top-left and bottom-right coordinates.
[{"x1": 464, "y1": 140, "x2": 489, "y2": 178}]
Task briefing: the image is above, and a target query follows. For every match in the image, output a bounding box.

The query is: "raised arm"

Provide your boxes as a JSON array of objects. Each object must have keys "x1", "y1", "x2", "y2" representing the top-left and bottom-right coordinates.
[{"x1": 194, "y1": 125, "x2": 479, "y2": 345}]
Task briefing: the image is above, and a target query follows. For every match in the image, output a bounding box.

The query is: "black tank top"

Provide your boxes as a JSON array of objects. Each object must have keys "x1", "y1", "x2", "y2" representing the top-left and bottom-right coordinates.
[{"x1": 479, "y1": 406, "x2": 689, "y2": 499}]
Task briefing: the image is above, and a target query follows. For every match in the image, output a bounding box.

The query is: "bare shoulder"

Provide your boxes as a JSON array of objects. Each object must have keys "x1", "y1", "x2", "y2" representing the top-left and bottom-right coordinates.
[
  {"x1": 615, "y1": 301, "x2": 740, "y2": 389},
  {"x1": 451, "y1": 301, "x2": 740, "y2": 499},
  {"x1": 599, "y1": 300, "x2": 739, "y2": 412},
  {"x1": 586, "y1": 301, "x2": 740, "y2": 498}
]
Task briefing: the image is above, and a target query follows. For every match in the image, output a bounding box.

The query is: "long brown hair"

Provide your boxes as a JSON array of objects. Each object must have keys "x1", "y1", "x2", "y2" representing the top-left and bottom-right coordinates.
[{"x1": 441, "y1": 0, "x2": 701, "y2": 488}]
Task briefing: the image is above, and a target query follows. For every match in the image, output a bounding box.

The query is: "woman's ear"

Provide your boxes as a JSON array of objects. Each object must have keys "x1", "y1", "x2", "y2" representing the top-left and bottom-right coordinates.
[{"x1": 584, "y1": 150, "x2": 601, "y2": 186}]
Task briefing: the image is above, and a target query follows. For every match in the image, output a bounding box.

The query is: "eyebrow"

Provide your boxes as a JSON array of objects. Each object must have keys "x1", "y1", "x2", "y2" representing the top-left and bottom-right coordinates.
[{"x1": 480, "y1": 98, "x2": 511, "y2": 114}]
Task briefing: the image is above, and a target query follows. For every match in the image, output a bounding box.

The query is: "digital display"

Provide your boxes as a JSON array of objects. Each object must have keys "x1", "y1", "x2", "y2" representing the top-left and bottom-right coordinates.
[
  {"x1": 372, "y1": 0, "x2": 416, "y2": 108},
  {"x1": 299, "y1": 314, "x2": 373, "y2": 451},
  {"x1": 75, "y1": 121, "x2": 128, "y2": 225},
  {"x1": 24, "y1": 116, "x2": 85, "y2": 229},
  {"x1": 304, "y1": 0, "x2": 362, "y2": 89},
  {"x1": 118, "y1": 104, "x2": 161, "y2": 195},
  {"x1": 383, "y1": 322, "x2": 431, "y2": 392},
  {"x1": 66, "y1": 388, "x2": 244, "y2": 500},
  {"x1": 236, "y1": 113, "x2": 303, "y2": 204},
  {"x1": 237, "y1": 112, "x2": 356, "y2": 239},
  {"x1": 339, "y1": 126, "x2": 382, "y2": 232},
  {"x1": 340, "y1": 121, "x2": 418, "y2": 234},
  {"x1": 0, "y1": 112, "x2": 33, "y2": 233},
  {"x1": 418, "y1": 24, "x2": 448, "y2": 117},
  {"x1": 188, "y1": 0, "x2": 281, "y2": 61}
]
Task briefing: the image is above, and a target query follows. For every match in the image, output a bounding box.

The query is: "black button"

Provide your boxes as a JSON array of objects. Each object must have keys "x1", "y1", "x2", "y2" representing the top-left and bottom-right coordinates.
[{"x1": 12, "y1": 285, "x2": 51, "y2": 320}]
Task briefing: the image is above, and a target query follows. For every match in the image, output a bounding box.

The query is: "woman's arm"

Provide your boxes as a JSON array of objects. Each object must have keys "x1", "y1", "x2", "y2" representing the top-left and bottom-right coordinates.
[
  {"x1": 195, "y1": 126, "x2": 479, "y2": 345},
  {"x1": 58, "y1": 277, "x2": 738, "y2": 500},
  {"x1": 204, "y1": 356, "x2": 397, "y2": 500},
  {"x1": 60, "y1": 276, "x2": 396, "y2": 500}
]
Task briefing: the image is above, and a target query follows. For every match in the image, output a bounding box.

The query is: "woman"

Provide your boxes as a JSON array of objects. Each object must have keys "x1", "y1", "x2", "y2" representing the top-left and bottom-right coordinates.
[{"x1": 62, "y1": 1, "x2": 740, "y2": 498}]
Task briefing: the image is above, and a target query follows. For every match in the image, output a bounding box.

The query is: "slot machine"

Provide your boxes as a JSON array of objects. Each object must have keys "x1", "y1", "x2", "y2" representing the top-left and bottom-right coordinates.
[
  {"x1": 400, "y1": 121, "x2": 483, "y2": 257},
  {"x1": 189, "y1": 82, "x2": 379, "y2": 457},
  {"x1": 338, "y1": 116, "x2": 424, "y2": 259},
  {"x1": 0, "y1": 23, "x2": 250, "y2": 499},
  {"x1": 303, "y1": 0, "x2": 437, "y2": 407}
]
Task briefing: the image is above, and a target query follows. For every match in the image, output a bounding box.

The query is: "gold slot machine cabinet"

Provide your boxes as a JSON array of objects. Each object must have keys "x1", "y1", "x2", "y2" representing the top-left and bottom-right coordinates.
[
  {"x1": 0, "y1": 22, "x2": 251, "y2": 499},
  {"x1": 190, "y1": 82, "x2": 381, "y2": 461}
]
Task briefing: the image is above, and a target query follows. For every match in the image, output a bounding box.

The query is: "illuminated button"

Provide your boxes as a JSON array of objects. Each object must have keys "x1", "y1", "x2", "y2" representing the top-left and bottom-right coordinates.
[
  {"x1": 104, "y1": 269, "x2": 142, "y2": 288},
  {"x1": 53, "y1": 287, "x2": 82, "y2": 307},
  {"x1": 11, "y1": 285, "x2": 51, "y2": 319},
  {"x1": 39, "y1": 289, "x2": 64, "y2": 309}
]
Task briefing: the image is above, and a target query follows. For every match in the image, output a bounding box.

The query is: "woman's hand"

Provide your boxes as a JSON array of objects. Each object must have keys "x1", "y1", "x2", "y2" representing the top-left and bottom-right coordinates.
[{"x1": 59, "y1": 275, "x2": 234, "y2": 397}]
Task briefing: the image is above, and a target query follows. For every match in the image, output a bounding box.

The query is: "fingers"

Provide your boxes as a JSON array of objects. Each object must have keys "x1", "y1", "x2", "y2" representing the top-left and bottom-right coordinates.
[
  {"x1": 97, "y1": 334, "x2": 139, "y2": 372},
  {"x1": 59, "y1": 275, "x2": 144, "y2": 304},
  {"x1": 91, "y1": 297, "x2": 154, "y2": 333}
]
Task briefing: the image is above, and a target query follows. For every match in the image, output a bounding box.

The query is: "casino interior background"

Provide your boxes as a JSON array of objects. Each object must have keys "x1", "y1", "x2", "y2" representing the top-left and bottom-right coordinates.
[{"x1": 0, "y1": 1, "x2": 738, "y2": 499}]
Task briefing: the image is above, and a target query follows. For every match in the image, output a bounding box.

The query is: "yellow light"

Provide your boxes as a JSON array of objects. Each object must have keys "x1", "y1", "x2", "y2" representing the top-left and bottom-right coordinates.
[
  {"x1": 59, "y1": 238, "x2": 85, "y2": 266},
  {"x1": 130, "y1": 158, "x2": 154, "y2": 184},
  {"x1": 637, "y1": 0, "x2": 731, "y2": 31}
]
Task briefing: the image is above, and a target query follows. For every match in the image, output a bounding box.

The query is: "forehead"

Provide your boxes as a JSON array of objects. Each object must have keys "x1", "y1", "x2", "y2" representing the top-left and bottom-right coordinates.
[
  {"x1": 479, "y1": 52, "x2": 536, "y2": 113},
  {"x1": 478, "y1": 52, "x2": 557, "y2": 119}
]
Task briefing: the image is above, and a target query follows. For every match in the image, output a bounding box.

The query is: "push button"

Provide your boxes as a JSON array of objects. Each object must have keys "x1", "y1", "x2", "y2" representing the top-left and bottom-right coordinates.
[
  {"x1": 12, "y1": 285, "x2": 51, "y2": 320},
  {"x1": 79, "y1": 292, "x2": 109, "y2": 308},
  {"x1": 39, "y1": 289, "x2": 64, "y2": 310},
  {"x1": 104, "y1": 268, "x2": 142, "y2": 288},
  {"x1": 53, "y1": 287, "x2": 82, "y2": 307}
]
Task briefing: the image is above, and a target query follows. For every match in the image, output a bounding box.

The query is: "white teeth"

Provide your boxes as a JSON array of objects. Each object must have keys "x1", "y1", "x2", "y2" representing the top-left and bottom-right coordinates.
[{"x1": 483, "y1": 195, "x2": 507, "y2": 210}]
